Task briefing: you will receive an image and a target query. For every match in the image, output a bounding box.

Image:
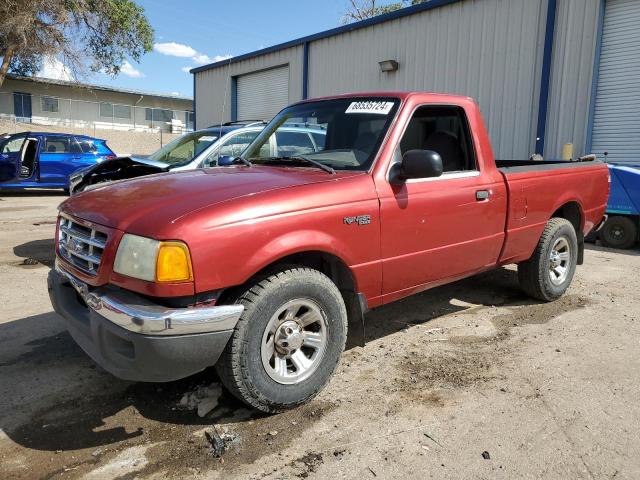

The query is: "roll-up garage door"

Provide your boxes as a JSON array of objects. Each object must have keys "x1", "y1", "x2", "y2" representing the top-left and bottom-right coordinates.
[
  {"x1": 236, "y1": 65, "x2": 289, "y2": 121},
  {"x1": 591, "y1": 0, "x2": 640, "y2": 165}
]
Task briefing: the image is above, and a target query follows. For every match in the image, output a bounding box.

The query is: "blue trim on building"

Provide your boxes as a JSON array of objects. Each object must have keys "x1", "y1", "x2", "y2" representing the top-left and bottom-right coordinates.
[
  {"x1": 230, "y1": 76, "x2": 238, "y2": 122},
  {"x1": 586, "y1": 0, "x2": 606, "y2": 154},
  {"x1": 302, "y1": 42, "x2": 310, "y2": 100},
  {"x1": 190, "y1": 0, "x2": 461, "y2": 74},
  {"x1": 192, "y1": 74, "x2": 197, "y2": 129},
  {"x1": 535, "y1": 0, "x2": 558, "y2": 155}
]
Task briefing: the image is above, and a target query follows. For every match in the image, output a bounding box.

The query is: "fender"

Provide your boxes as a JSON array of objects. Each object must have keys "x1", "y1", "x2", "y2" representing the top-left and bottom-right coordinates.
[{"x1": 241, "y1": 229, "x2": 359, "y2": 287}]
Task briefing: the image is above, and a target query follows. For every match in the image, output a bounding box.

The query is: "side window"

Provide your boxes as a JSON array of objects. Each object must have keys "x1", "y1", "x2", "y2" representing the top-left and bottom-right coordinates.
[
  {"x1": 276, "y1": 131, "x2": 315, "y2": 156},
  {"x1": 219, "y1": 131, "x2": 260, "y2": 157},
  {"x1": 76, "y1": 138, "x2": 98, "y2": 153},
  {"x1": 399, "y1": 106, "x2": 476, "y2": 173},
  {"x1": 44, "y1": 136, "x2": 71, "y2": 153},
  {"x1": 69, "y1": 138, "x2": 83, "y2": 154}
]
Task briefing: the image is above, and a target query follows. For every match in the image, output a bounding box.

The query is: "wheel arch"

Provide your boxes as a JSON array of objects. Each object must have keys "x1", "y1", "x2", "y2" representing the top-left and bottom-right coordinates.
[
  {"x1": 218, "y1": 249, "x2": 366, "y2": 347},
  {"x1": 551, "y1": 201, "x2": 584, "y2": 264}
]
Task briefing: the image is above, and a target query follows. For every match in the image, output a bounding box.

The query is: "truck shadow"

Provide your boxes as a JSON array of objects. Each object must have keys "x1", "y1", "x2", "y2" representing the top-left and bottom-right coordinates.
[
  {"x1": 13, "y1": 238, "x2": 56, "y2": 268},
  {"x1": 0, "y1": 190, "x2": 67, "y2": 197},
  {"x1": 0, "y1": 267, "x2": 531, "y2": 454},
  {"x1": 362, "y1": 267, "x2": 530, "y2": 344}
]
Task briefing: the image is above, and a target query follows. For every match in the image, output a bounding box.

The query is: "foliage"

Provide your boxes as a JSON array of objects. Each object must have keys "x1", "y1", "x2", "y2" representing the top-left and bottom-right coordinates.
[
  {"x1": 0, "y1": 0, "x2": 154, "y2": 87},
  {"x1": 341, "y1": 0, "x2": 428, "y2": 23}
]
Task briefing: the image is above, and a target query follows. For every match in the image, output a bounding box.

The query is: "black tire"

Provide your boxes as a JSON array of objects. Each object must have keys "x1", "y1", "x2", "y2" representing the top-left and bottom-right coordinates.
[
  {"x1": 599, "y1": 216, "x2": 637, "y2": 250},
  {"x1": 216, "y1": 267, "x2": 348, "y2": 412},
  {"x1": 518, "y1": 217, "x2": 578, "y2": 302}
]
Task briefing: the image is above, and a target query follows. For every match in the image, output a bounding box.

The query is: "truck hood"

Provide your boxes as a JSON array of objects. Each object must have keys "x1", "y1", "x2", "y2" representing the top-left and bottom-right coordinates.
[{"x1": 60, "y1": 166, "x2": 361, "y2": 234}]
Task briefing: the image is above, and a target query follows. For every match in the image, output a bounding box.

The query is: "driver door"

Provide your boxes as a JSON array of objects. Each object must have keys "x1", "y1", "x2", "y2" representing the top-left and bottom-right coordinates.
[
  {"x1": 378, "y1": 105, "x2": 506, "y2": 296},
  {"x1": 0, "y1": 133, "x2": 27, "y2": 183}
]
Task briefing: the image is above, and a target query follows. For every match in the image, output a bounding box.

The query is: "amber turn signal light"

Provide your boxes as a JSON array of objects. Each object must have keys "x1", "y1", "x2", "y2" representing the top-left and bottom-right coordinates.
[{"x1": 156, "y1": 242, "x2": 193, "y2": 282}]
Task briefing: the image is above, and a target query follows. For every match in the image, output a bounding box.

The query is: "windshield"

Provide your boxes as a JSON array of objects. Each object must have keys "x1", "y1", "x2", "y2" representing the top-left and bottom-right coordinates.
[
  {"x1": 147, "y1": 131, "x2": 219, "y2": 166},
  {"x1": 242, "y1": 97, "x2": 400, "y2": 171}
]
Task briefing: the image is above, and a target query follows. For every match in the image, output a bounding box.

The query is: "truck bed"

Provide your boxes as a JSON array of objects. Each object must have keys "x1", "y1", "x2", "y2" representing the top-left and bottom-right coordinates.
[
  {"x1": 495, "y1": 156, "x2": 609, "y2": 266},
  {"x1": 496, "y1": 158, "x2": 602, "y2": 174}
]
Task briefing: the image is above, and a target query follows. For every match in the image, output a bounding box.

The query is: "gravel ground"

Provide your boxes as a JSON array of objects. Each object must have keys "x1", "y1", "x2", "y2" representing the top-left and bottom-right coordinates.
[{"x1": 0, "y1": 191, "x2": 639, "y2": 480}]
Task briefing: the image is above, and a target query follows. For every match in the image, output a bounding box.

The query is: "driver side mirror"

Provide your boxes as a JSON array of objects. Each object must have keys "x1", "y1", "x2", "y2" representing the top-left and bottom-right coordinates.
[
  {"x1": 216, "y1": 155, "x2": 235, "y2": 166},
  {"x1": 389, "y1": 149, "x2": 443, "y2": 184}
]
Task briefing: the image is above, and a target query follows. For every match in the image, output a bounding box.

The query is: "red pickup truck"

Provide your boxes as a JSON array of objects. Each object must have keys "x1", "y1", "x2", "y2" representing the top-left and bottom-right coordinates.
[{"x1": 48, "y1": 92, "x2": 609, "y2": 412}]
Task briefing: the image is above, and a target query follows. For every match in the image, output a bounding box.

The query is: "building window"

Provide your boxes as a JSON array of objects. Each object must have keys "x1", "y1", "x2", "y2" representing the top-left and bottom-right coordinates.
[
  {"x1": 41, "y1": 96, "x2": 59, "y2": 113},
  {"x1": 100, "y1": 102, "x2": 131, "y2": 119},
  {"x1": 185, "y1": 111, "x2": 194, "y2": 128},
  {"x1": 145, "y1": 108, "x2": 173, "y2": 123}
]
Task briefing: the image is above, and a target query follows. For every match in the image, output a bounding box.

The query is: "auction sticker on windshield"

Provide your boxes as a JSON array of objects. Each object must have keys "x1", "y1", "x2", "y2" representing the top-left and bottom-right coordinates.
[{"x1": 345, "y1": 101, "x2": 394, "y2": 115}]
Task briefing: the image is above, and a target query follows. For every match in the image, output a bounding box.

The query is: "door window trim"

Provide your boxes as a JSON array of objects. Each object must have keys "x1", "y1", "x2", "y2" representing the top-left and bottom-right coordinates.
[{"x1": 386, "y1": 103, "x2": 481, "y2": 184}]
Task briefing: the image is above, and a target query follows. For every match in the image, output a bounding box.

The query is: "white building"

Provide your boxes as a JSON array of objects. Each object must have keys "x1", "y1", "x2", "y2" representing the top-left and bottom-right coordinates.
[
  {"x1": 192, "y1": 0, "x2": 639, "y2": 164},
  {"x1": 0, "y1": 74, "x2": 194, "y2": 133}
]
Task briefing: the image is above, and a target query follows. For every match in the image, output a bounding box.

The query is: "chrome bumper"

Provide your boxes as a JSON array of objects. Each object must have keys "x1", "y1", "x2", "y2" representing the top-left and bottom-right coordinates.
[{"x1": 54, "y1": 262, "x2": 243, "y2": 336}]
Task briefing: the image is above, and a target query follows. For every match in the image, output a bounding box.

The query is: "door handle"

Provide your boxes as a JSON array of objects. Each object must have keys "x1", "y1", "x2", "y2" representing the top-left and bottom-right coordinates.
[{"x1": 476, "y1": 190, "x2": 491, "y2": 201}]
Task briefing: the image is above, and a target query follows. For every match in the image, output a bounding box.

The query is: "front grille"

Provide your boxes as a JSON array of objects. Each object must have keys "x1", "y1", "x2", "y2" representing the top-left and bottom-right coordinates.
[{"x1": 58, "y1": 217, "x2": 108, "y2": 275}]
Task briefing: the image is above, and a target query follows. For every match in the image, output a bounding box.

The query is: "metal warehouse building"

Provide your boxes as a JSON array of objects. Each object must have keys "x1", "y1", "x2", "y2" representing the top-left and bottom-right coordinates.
[{"x1": 192, "y1": 0, "x2": 639, "y2": 163}]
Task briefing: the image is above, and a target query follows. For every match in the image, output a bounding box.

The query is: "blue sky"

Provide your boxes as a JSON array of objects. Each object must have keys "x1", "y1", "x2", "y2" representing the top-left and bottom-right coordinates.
[{"x1": 77, "y1": 0, "x2": 351, "y2": 98}]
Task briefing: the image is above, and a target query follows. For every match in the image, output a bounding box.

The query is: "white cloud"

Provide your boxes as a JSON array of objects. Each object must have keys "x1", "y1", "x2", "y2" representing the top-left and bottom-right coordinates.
[
  {"x1": 154, "y1": 42, "x2": 197, "y2": 58},
  {"x1": 40, "y1": 56, "x2": 72, "y2": 81},
  {"x1": 120, "y1": 61, "x2": 145, "y2": 78},
  {"x1": 156, "y1": 41, "x2": 231, "y2": 73}
]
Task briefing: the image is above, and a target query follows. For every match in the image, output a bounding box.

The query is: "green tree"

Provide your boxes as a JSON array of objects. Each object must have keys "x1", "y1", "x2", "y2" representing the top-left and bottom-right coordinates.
[
  {"x1": 341, "y1": 0, "x2": 427, "y2": 23},
  {"x1": 0, "y1": 0, "x2": 154, "y2": 87}
]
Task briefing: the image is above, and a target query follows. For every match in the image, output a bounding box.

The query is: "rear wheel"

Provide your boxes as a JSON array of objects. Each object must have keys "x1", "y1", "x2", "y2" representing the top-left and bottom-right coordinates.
[
  {"x1": 599, "y1": 216, "x2": 637, "y2": 250},
  {"x1": 518, "y1": 218, "x2": 578, "y2": 301},
  {"x1": 216, "y1": 267, "x2": 347, "y2": 412}
]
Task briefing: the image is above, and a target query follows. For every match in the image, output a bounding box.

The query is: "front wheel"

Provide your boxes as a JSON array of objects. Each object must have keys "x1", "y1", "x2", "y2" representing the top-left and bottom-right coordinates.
[
  {"x1": 518, "y1": 217, "x2": 578, "y2": 302},
  {"x1": 216, "y1": 267, "x2": 347, "y2": 412}
]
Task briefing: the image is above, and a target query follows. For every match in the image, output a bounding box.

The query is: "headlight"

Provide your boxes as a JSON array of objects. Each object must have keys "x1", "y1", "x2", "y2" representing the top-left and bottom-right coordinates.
[{"x1": 113, "y1": 234, "x2": 193, "y2": 282}]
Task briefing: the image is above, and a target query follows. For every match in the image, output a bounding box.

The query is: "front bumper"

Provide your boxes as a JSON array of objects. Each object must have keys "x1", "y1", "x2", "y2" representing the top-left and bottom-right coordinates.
[{"x1": 48, "y1": 263, "x2": 244, "y2": 382}]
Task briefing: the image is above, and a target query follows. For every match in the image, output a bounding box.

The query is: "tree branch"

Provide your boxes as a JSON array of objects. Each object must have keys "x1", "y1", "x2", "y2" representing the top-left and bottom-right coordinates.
[{"x1": 0, "y1": 46, "x2": 15, "y2": 88}]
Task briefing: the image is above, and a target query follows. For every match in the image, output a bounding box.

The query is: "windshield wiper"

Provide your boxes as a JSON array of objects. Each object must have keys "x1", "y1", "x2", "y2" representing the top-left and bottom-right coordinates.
[{"x1": 261, "y1": 156, "x2": 335, "y2": 174}]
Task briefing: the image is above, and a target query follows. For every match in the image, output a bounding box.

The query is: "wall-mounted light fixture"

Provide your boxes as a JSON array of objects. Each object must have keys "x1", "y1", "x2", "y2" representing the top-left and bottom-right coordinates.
[{"x1": 379, "y1": 59, "x2": 399, "y2": 72}]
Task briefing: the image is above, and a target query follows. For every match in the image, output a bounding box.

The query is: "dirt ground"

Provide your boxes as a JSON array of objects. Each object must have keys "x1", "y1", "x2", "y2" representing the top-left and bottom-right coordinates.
[{"x1": 0, "y1": 191, "x2": 639, "y2": 480}]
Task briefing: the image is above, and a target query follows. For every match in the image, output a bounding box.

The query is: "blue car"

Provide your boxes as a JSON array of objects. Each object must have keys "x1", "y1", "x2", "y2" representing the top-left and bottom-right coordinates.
[{"x1": 0, "y1": 132, "x2": 116, "y2": 192}]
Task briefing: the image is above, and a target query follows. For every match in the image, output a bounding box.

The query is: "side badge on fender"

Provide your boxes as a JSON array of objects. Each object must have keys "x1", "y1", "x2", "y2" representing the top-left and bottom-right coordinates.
[{"x1": 344, "y1": 215, "x2": 371, "y2": 226}]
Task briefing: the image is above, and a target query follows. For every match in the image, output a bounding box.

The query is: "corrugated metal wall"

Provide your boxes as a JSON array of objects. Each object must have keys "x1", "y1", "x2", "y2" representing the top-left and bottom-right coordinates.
[
  {"x1": 194, "y1": 0, "x2": 603, "y2": 160},
  {"x1": 194, "y1": 45, "x2": 303, "y2": 128},
  {"x1": 544, "y1": 0, "x2": 601, "y2": 159},
  {"x1": 308, "y1": 0, "x2": 547, "y2": 159},
  {"x1": 589, "y1": 0, "x2": 640, "y2": 164}
]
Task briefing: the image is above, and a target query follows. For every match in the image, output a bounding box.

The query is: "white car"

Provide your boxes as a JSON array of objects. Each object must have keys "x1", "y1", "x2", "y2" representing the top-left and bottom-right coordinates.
[{"x1": 69, "y1": 121, "x2": 326, "y2": 193}]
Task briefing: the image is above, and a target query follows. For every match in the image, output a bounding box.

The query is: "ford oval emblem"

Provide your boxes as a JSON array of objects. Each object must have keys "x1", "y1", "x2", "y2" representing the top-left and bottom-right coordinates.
[{"x1": 66, "y1": 237, "x2": 83, "y2": 253}]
